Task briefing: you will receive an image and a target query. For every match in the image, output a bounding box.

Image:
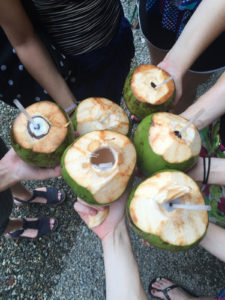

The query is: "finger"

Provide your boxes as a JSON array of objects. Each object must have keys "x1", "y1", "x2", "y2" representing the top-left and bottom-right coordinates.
[
  {"x1": 141, "y1": 239, "x2": 151, "y2": 247},
  {"x1": 77, "y1": 198, "x2": 106, "y2": 211},
  {"x1": 74, "y1": 131, "x2": 80, "y2": 138},
  {"x1": 74, "y1": 201, "x2": 97, "y2": 216}
]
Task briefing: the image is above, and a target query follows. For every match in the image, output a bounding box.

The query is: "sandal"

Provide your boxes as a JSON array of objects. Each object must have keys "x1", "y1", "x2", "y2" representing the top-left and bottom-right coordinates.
[
  {"x1": 6, "y1": 217, "x2": 58, "y2": 239},
  {"x1": 149, "y1": 277, "x2": 197, "y2": 300},
  {"x1": 14, "y1": 187, "x2": 66, "y2": 206}
]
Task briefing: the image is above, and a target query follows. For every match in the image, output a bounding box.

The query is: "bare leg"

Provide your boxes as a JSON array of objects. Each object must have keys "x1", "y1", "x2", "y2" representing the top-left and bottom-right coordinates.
[
  {"x1": 150, "y1": 278, "x2": 215, "y2": 300},
  {"x1": 146, "y1": 40, "x2": 211, "y2": 114},
  {"x1": 146, "y1": 40, "x2": 168, "y2": 65}
]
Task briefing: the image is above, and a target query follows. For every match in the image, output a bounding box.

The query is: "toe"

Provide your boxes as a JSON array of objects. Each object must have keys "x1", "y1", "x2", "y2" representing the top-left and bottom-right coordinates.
[{"x1": 49, "y1": 218, "x2": 56, "y2": 230}]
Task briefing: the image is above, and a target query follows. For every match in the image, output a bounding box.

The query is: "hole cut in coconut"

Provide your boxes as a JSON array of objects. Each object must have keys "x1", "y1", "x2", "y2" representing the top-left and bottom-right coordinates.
[
  {"x1": 27, "y1": 115, "x2": 51, "y2": 139},
  {"x1": 90, "y1": 147, "x2": 116, "y2": 171}
]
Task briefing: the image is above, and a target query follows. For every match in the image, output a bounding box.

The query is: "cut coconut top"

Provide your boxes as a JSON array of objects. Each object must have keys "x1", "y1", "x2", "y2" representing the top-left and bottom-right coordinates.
[
  {"x1": 13, "y1": 101, "x2": 69, "y2": 153},
  {"x1": 131, "y1": 65, "x2": 175, "y2": 105},
  {"x1": 149, "y1": 112, "x2": 201, "y2": 163},
  {"x1": 64, "y1": 130, "x2": 136, "y2": 204},
  {"x1": 75, "y1": 98, "x2": 129, "y2": 135},
  {"x1": 129, "y1": 171, "x2": 208, "y2": 246}
]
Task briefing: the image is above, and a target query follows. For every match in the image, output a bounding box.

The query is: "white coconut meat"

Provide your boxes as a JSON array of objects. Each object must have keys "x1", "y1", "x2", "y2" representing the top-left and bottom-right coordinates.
[
  {"x1": 12, "y1": 101, "x2": 69, "y2": 153},
  {"x1": 149, "y1": 112, "x2": 201, "y2": 163},
  {"x1": 75, "y1": 98, "x2": 129, "y2": 135},
  {"x1": 130, "y1": 171, "x2": 208, "y2": 246},
  {"x1": 131, "y1": 65, "x2": 175, "y2": 105},
  {"x1": 64, "y1": 130, "x2": 136, "y2": 204}
]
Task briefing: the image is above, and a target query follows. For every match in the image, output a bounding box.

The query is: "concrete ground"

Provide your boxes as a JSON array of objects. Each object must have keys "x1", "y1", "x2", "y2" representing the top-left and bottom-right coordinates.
[{"x1": 1, "y1": 1, "x2": 225, "y2": 299}]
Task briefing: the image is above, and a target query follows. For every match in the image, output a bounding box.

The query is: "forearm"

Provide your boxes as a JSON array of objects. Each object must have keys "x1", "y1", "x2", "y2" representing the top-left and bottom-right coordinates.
[
  {"x1": 0, "y1": 158, "x2": 17, "y2": 191},
  {"x1": 180, "y1": 71, "x2": 225, "y2": 130},
  {"x1": 102, "y1": 220, "x2": 147, "y2": 300},
  {"x1": 160, "y1": 0, "x2": 225, "y2": 78},
  {"x1": 189, "y1": 157, "x2": 225, "y2": 186},
  {"x1": 200, "y1": 223, "x2": 225, "y2": 262},
  {"x1": 15, "y1": 34, "x2": 77, "y2": 110}
]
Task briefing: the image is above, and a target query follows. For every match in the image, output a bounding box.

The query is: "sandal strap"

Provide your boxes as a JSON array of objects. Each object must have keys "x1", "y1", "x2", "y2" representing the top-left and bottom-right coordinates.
[
  {"x1": 8, "y1": 218, "x2": 26, "y2": 237},
  {"x1": 14, "y1": 187, "x2": 64, "y2": 205},
  {"x1": 8, "y1": 217, "x2": 56, "y2": 238},
  {"x1": 33, "y1": 187, "x2": 61, "y2": 204},
  {"x1": 161, "y1": 285, "x2": 179, "y2": 300}
]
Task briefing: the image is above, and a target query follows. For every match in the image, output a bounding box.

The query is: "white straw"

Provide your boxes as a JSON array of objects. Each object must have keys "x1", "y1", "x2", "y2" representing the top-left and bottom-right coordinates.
[
  {"x1": 172, "y1": 203, "x2": 211, "y2": 211},
  {"x1": 155, "y1": 76, "x2": 173, "y2": 90},
  {"x1": 13, "y1": 99, "x2": 34, "y2": 125},
  {"x1": 100, "y1": 113, "x2": 111, "y2": 124},
  {"x1": 180, "y1": 108, "x2": 204, "y2": 135}
]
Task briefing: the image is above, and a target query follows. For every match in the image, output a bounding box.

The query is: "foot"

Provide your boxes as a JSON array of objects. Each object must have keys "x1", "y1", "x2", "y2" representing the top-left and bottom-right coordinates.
[
  {"x1": 150, "y1": 278, "x2": 192, "y2": 300},
  {"x1": 14, "y1": 187, "x2": 65, "y2": 206},
  {"x1": 5, "y1": 217, "x2": 57, "y2": 239}
]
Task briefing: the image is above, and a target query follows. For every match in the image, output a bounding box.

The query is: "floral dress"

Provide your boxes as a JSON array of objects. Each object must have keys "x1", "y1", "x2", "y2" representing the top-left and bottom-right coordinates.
[{"x1": 201, "y1": 119, "x2": 225, "y2": 228}]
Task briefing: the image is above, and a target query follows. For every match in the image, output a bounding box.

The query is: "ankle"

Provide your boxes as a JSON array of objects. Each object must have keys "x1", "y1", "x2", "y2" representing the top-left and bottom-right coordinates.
[{"x1": 4, "y1": 219, "x2": 23, "y2": 234}]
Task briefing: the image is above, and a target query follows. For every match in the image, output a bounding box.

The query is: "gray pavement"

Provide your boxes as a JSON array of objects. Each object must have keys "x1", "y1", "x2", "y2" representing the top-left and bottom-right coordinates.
[{"x1": 1, "y1": 1, "x2": 225, "y2": 299}]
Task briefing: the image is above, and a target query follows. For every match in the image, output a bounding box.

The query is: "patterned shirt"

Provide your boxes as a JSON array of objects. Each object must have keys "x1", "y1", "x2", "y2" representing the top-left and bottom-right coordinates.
[
  {"x1": 30, "y1": 0, "x2": 121, "y2": 56},
  {"x1": 146, "y1": 0, "x2": 201, "y2": 37}
]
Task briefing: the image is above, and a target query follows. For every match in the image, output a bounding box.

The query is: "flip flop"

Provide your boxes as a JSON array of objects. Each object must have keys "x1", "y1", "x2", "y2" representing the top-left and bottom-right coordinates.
[
  {"x1": 6, "y1": 217, "x2": 58, "y2": 239},
  {"x1": 149, "y1": 277, "x2": 197, "y2": 300},
  {"x1": 14, "y1": 187, "x2": 66, "y2": 206}
]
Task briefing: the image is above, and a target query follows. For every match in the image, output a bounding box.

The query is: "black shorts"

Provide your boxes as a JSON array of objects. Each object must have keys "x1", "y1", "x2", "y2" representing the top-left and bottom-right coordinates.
[
  {"x1": 0, "y1": 138, "x2": 13, "y2": 236},
  {"x1": 139, "y1": 0, "x2": 225, "y2": 73}
]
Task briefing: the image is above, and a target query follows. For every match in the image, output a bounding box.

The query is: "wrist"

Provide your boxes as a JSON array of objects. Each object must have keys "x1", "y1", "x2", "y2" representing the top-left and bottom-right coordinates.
[
  {"x1": 102, "y1": 219, "x2": 127, "y2": 247},
  {"x1": 159, "y1": 52, "x2": 185, "y2": 80}
]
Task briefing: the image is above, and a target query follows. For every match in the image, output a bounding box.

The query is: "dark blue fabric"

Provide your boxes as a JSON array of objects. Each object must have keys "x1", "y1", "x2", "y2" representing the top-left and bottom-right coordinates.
[
  {"x1": 0, "y1": 7, "x2": 134, "y2": 106},
  {"x1": 215, "y1": 288, "x2": 225, "y2": 299},
  {"x1": 68, "y1": 16, "x2": 134, "y2": 104}
]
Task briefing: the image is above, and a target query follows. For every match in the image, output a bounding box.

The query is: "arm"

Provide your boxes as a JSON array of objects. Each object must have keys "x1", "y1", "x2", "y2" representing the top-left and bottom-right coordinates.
[
  {"x1": 188, "y1": 156, "x2": 225, "y2": 186},
  {"x1": 74, "y1": 188, "x2": 148, "y2": 300},
  {"x1": 0, "y1": 0, "x2": 76, "y2": 112},
  {"x1": 158, "y1": 0, "x2": 225, "y2": 101},
  {"x1": 0, "y1": 148, "x2": 61, "y2": 191},
  {"x1": 180, "y1": 71, "x2": 225, "y2": 130},
  {"x1": 200, "y1": 223, "x2": 225, "y2": 263}
]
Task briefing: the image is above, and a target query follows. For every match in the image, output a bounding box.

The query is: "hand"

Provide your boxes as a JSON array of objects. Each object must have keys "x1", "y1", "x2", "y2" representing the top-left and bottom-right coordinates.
[
  {"x1": 157, "y1": 59, "x2": 183, "y2": 107},
  {"x1": 74, "y1": 183, "x2": 133, "y2": 241},
  {"x1": 2, "y1": 148, "x2": 61, "y2": 182}
]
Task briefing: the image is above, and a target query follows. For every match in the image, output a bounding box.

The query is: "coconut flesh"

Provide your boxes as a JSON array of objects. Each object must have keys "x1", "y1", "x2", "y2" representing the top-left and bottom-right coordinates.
[
  {"x1": 12, "y1": 102, "x2": 70, "y2": 154},
  {"x1": 133, "y1": 112, "x2": 201, "y2": 176},
  {"x1": 129, "y1": 171, "x2": 208, "y2": 249},
  {"x1": 74, "y1": 97, "x2": 129, "y2": 136},
  {"x1": 131, "y1": 65, "x2": 175, "y2": 105},
  {"x1": 62, "y1": 130, "x2": 136, "y2": 205},
  {"x1": 11, "y1": 101, "x2": 73, "y2": 167},
  {"x1": 149, "y1": 113, "x2": 201, "y2": 164}
]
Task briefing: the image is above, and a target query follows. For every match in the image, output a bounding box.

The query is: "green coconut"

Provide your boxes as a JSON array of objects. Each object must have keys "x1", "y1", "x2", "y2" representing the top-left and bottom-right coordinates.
[
  {"x1": 11, "y1": 101, "x2": 74, "y2": 167},
  {"x1": 123, "y1": 64, "x2": 175, "y2": 119},
  {"x1": 127, "y1": 170, "x2": 208, "y2": 251},
  {"x1": 133, "y1": 112, "x2": 201, "y2": 176},
  {"x1": 72, "y1": 97, "x2": 130, "y2": 136},
  {"x1": 61, "y1": 130, "x2": 136, "y2": 206}
]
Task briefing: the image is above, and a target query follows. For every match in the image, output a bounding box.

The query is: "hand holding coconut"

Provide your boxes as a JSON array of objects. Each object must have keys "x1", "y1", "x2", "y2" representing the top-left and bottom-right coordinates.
[{"x1": 74, "y1": 185, "x2": 130, "y2": 240}]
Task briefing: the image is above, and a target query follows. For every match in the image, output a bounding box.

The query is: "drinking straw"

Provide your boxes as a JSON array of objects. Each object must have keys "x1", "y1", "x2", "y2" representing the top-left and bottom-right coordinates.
[
  {"x1": 154, "y1": 76, "x2": 173, "y2": 90},
  {"x1": 180, "y1": 108, "x2": 204, "y2": 136},
  {"x1": 13, "y1": 99, "x2": 35, "y2": 125},
  {"x1": 100, "y1": 113, "x2": 111, "y2": 124},
  {"x1": 171, "y1": 203, "x2": 211, "y2": 211}
]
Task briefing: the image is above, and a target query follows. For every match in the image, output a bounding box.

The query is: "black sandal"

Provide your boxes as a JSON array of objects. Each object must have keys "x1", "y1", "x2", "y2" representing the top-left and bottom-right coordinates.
[
  {"x1": 149, "y1": 277, "x2": 197, "y2": 300},
  {"x1": 14, "y1": 187, "x2": 66, "y2": 206},
  {"x1": 6, "y1": 217, "x2": 58, "y2": 239}
]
